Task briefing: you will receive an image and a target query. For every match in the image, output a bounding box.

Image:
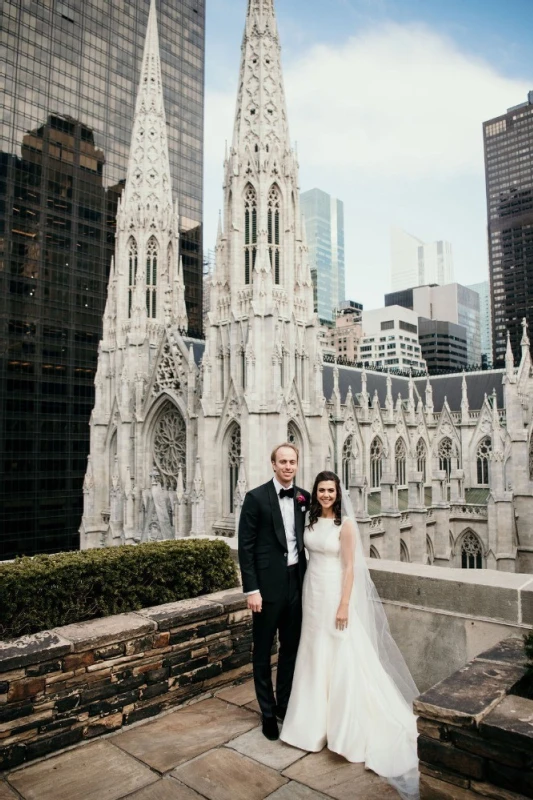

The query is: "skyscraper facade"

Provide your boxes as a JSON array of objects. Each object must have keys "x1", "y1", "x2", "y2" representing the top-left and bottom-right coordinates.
[
  {"x1": 0, "y1": 0, "x2": 205, "y2": 559},
  {"x1": 300, "y1": 188, "x2": 345, "y2": 323},
  {"x1": 483, "y1": 92, "x2": 533, "y2": 367},
  {"x1": 390, "y1": 226, "x2": 454, "y2": 292},
  {"x1": 466, "y1": 280, "x2": 493, "y2": 367}
]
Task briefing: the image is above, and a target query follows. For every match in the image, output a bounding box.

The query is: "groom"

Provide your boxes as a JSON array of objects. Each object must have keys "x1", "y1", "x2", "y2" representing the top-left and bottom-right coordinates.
[{"x1": 238, "y1": 443, "x2": 310, "y2": 740}]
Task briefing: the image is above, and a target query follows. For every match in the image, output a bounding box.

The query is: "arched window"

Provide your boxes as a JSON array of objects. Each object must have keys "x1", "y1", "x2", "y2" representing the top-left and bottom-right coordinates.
[
  {"x1": 146, "y1": 237, "x2": 158, "y2": 318},
  {"x1": 227, "y1": 424, "x2": 241, "y2": 513},
  {"x1": 370, "y1": 437, "x2": 383, "y2": 489},
  {"x1": 426, "y1": 535, "x2": 434, "y2": 565},
  {"x1": 476, "y1": 437, "x2": 492, "y2": 485},
  {"x1": 268, "y1": 185, "x2": 281, "y2": 284},
  {"x1": 128, "y1": 238, "x2": 138, "y2": 317},
  {"x1": 460, "y1": 530, "x2": 483, "y2": 569},
  {"x1": 416, "y1": 438, "x2": 427, "y2": 483},
  {"x1": 153, "y1": 404, "x2": 187, "y2": 490},
  {"x1": 395, "y1": 438, "x2": 407, "y2": 486},
  {"x1": 244, "y1": 185, "x2": 257, "y2": 285},
  {"x1": 529, "y1": 434, "x2": 533, "y2": 481},
  {"x1": 438, "y1": 437, "x2": 453, "y2": 480},
  {"x1": 342, "y1": 436, "x2": 353, "y2": 488},
  {"x1": 400, "y1": 540, "x2": 409, "y2": 562},
  {"x1": 241, "y1": 348, "x2": 246, "y2": 390},
  {"x1": 370, "y1": 545, "x2": 380, "y2": 559}
]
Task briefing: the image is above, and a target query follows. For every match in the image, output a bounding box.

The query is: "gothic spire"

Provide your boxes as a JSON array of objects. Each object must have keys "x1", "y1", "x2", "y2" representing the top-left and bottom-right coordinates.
[
  {"x1": 121, "y1": 0, "x2": 172, "y2": 220},
  {"x1": 232, "y1": 0, "x2": 290, "y2": 155}
]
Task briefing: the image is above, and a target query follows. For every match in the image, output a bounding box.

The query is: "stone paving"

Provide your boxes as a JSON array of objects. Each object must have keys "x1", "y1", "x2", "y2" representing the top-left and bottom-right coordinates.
[{"x1": 0, "y1": 678, "x2": 399, "y2": 800}]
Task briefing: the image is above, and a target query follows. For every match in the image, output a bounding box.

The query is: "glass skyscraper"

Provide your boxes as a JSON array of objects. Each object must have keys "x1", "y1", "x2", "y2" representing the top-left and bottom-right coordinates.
[
  {"x1": 300, "y1": 188, "x2": 345, "y2": 323},
  {"x1": 0, "y1": 0, "x2": 205, "y2": 559},
  {"x1": 483, "y1": 92, "x2": 533, "y2": 367}
]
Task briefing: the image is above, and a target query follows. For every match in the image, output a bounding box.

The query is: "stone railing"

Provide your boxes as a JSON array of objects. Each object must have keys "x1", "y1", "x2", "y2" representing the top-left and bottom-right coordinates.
[
  {"x1": 416, "y1": 637, "x2": 533, "y2": 799},
  {"x1": 368, "y1": 516, "x2": 384, "y2": 533},
  {"x1": 400, "y1": 512, "x2": 411, "y2": 528},
  {"x1": 450, "y1": 504, "x2": 488, "y2": 519},
  {"x1": 0, "y1": 589, "x2": 252, "y2": 772}
]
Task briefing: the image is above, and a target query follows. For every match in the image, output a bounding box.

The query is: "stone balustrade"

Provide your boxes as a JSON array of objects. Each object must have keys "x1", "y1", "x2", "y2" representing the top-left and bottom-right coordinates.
[{"x1": 0, "y1": 589, "x2": 253, "y2": 772}]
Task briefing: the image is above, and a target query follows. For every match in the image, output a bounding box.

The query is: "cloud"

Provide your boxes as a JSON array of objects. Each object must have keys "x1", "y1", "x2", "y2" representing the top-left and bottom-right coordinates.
[{"x1": 203, "y1": 21, "x2": 529, "y2": 307}]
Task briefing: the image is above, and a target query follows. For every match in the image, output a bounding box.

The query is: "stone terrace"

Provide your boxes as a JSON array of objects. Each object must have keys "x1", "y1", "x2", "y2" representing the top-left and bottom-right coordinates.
[{"x1": 0, "y1": 678, "x2": 398, "y2": 800}]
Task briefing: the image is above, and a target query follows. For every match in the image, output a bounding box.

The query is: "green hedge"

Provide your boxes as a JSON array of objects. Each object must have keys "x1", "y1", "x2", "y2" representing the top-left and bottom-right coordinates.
[{"x1": 0, "y1": 539, "x2": 239, "y2": 640}]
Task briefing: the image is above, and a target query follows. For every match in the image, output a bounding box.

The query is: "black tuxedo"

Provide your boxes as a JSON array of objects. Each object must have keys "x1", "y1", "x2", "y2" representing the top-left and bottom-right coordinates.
[{"x1": 238, "y1": 479, "x2": 310, "y2": 717}]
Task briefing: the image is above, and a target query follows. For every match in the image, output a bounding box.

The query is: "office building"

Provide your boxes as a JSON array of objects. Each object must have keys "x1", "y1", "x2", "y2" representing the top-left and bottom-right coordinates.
[
  {"x1": 390, "y1": 226, "x2": 454, "y2": 292},
  {"x1": 418, "y1": 319, "x2": 468, "y2": 373},
  {"x1": 385, "y1": 283, "x2": 482, "y2": 366},
  {"x1": 330, "y1": 300, "x2": 363, "y2": 361},
  {"x1": 0, "y1": 0, "x2": 205, "y2": 559},
  {"x1": 300, "y1": 188, "x2": 345, "y2": 323},
  {"x1": 483, "y1": 92, "x2": 533, "y2": 367},
  {"x1": 360, "y1": 307, "x2": 426, "y2": 371},
  {"x1": 466, "y1": 280, "x2": 492, "y2": 367}
]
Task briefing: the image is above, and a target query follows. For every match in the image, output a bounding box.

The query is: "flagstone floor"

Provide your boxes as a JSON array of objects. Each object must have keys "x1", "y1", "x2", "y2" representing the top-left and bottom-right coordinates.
[{"x1": 0, "y1": 678, "x2": 399, "y2": 800}]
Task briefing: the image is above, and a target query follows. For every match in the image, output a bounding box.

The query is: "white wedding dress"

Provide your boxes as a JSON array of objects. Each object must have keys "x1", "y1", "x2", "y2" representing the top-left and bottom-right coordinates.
[{"x1": 280, "y1": 517, "x2": 419, "y2": 788}]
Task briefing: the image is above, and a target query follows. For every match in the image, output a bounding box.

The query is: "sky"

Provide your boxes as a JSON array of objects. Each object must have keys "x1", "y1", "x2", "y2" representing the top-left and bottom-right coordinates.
[{"x1": 203, "y1": 0, "x2": 532, "y2": 310}]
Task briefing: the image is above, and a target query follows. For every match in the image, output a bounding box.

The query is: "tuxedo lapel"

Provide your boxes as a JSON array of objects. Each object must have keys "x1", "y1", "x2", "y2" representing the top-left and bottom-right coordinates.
[
  {"x1": 267, "y1": 480, "x2": 288, "y2": 551},
  {"x1": 293, "y1": 486, "x2": 305, "y2": 551}
]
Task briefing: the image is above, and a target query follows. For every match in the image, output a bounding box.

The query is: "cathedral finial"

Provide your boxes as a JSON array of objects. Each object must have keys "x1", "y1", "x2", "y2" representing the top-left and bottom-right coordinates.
[
  {"x1": 461, "y1": 372, "x2": 469, "y2": 421},
  {"x1": 521, "y1": 317, "x2": 530, "y2": 352}
]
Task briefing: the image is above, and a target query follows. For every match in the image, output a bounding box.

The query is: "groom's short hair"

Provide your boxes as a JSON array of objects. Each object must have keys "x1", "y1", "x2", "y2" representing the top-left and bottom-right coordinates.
[{"x1": 271, "y1": 442, "x2": 299, "y2": 463}]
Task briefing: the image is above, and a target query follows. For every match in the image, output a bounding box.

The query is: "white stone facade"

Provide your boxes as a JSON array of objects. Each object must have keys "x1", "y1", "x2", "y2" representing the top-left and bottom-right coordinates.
[{"x1": 81, "y1": 0, "x2": 533, "y2": 575}]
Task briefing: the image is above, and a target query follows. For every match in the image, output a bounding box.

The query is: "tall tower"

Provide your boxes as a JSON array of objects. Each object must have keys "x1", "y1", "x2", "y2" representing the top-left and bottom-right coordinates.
[
  {"x1": 81, "y1": 0, "x2": 191, "y2": 548},
  {"x1": 483, "y1": 92, "x2": 533, "y2": 367},
  {"x1": 199, "y1": 0, "x2": 325, "y2": 534}
]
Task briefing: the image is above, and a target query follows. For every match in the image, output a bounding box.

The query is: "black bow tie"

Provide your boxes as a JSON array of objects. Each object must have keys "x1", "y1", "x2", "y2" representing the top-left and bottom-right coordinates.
[{"x1": 279, "y1": 487, "x2": 295, "y2": 499}]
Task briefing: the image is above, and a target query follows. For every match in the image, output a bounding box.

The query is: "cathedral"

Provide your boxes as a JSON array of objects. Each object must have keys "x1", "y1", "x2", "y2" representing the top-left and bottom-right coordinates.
[{"x1": 80, "y1": 0, "x2": 533, "y2": 575}]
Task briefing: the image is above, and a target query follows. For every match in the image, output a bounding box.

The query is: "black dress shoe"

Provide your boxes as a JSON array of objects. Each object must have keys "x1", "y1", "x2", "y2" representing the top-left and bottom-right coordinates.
[
  {"x1": 274, "y1": 705, "x2": 287, "y2": 722},
  {"x1": 262, "y1": 715, "x2": 279, "y2": 741}
]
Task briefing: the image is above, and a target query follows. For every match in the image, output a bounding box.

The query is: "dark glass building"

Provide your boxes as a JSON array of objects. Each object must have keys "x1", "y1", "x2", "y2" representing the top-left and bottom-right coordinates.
[
  {"x1": 418, "y1": 319, "x2": 468, "y2": 373},
  {"x1": 483, "y1": 92, "x2": 533, "y2": 367},
  {"x1": 0, "y1": 0, "x2": 205, "y2": 559}
]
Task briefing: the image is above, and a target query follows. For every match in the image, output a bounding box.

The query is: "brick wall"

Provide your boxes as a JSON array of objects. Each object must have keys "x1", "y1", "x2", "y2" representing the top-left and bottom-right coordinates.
[{"x1": 0, "y1": 589, "x2": 253, "y2": 771}]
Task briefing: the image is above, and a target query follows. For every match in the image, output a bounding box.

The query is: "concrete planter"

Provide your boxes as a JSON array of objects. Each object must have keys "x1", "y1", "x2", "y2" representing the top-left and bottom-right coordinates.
[{"x1": 415, "y1": 636, "x2": 533, "y2": 799}]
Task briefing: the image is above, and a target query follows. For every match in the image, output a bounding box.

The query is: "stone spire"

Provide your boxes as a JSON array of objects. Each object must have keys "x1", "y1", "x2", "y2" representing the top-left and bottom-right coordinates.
[
  {"x1": 461, "y1": 372, "x2": 469, "y2": 422},
  {"x1": 521, "y1": 317, "x2": 530, "y2": 359},
  {"x1": 505, "y1": 330, "x2": 515, "y2": 383},
  {"x1": 232, "y1": 0, "x2": 289, "y2": 154}
]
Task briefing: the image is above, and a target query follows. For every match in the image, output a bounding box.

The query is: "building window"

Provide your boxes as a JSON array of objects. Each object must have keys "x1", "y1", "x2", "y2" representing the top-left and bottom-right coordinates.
[
  {"x1": 395, "y1": 438, "x2": 407, "y2": 486},
  {"x1": 476, "y1": 437, "x2": 492, "y2": 485},
  {"x1": 153, "y1": 404, "x2": 186, "y2": 490},
  {"x1": 128, "y1": 237, "x2": 138, "y2": 318},
  {"x1": 461, "y1": 531, "x2": 483, "y2": 569},
  {"x1": 416, "y1": 438, "x2": 427, "y2": 483},
  {"x1": 227, "y1": 424, "x2": 241, "y2": 513},
  {"x1": 400, "y1": 540, "x2": 409, "y2": 562},
  {"x1": 244, "y1": 184, "x2": 257, "y2": 285},
  {"x1": 267, "y1": 184, "x2": 281, "y2": 284},
  {"x1": 438, "y1": 437, "x2": 453, "y2": 480},
  {"x1": 370, "y1": 437, "x2": 383, "y2": 488},
  {"x1": 342, "y1": 435, "x2": 353, "y2": 488},
  {"x1": 146, "y1": 236, "x2": 157, "y2": 318}
]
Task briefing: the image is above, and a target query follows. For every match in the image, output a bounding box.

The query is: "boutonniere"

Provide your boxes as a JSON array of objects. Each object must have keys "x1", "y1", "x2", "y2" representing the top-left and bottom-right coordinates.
[{"x1": 296, "y1": 493, "x2": 306, "y2": 512}]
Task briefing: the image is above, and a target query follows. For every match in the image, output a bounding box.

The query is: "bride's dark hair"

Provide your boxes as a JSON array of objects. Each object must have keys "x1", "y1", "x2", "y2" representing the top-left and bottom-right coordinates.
[{"x1": 308, "y1": 471, "x2": 342, "y2": 528}]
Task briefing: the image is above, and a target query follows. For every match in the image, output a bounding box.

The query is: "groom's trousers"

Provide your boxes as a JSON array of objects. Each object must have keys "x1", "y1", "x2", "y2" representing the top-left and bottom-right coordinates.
[{"x1": 252, "y1": 564, "x2": 302, "y2": 717}]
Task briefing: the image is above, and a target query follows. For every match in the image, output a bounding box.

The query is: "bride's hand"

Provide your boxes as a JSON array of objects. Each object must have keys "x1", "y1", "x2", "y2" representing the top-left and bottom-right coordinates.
[{"x1": 336, "y1": 603, "x2": 349, "y2": 630}]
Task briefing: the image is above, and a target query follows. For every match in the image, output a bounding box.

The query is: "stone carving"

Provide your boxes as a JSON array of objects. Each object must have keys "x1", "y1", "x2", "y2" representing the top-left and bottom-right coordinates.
[
  {"x1": 153, "y1": 342, "x2": 184, "y2": 397},
  {"x1": 153, "y1": 405, "x2": 186, "y2": 490}
]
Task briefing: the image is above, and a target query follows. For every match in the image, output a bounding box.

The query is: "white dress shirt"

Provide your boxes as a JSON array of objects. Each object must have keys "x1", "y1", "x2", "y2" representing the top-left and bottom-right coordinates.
[
  {"x1": 246, "y1": 477, "x2": 299, "y2": 595},
  {"x1": 272, "y1": 476, "x2": 299, "y2": 567}
]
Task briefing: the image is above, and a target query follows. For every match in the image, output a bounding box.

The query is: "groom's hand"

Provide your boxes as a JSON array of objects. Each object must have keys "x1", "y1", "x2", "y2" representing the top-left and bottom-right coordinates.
[{"x1": 247, "y1": 592, "x2": 263, "y2": 613}]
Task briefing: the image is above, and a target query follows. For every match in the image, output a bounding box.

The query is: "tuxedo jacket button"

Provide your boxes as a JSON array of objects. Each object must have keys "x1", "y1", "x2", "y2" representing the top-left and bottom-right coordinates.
[{"x1": 284, "y1": 552, "x2": 288, "y2": 557}]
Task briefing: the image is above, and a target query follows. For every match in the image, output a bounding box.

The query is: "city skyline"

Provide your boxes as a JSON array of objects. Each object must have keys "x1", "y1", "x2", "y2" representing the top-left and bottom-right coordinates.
[{"x1": 204, "y1": 0, "x2": 531, "y2": 310}]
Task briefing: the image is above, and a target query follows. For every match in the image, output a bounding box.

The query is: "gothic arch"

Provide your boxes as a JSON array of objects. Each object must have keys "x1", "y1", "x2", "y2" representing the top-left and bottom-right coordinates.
[
  {"x1": 426, "y1": 535, "x2": 434, "y2": 565},
  {"x1": 416, "y1": 438, "x2": 427, "y2": 483},
  {"x1": 370, "y1": 545, "x2": 380, "y2": 559},
  {"x1": 395, "y1": 437, "x2": 407, "y2": 487},
  {"x1": 476, "y1": 436, "x2": 492, "y2": 486},
  {"x1": 146, "y1": 236, "x2": 158, "y2": 318},
  {"x1": 400, "y1": 539, "x2": 410, "y2": 562},
  {"x1": 457, "y1": 528, "x2": 484, "y2": 569},
  {"x1": 369, "y1": 436, "x2": 383, "y2": 489},
  {"x1": 127, "y1": 236, "x2": 138, "y2": 317},
  {"x1": 437, "y1": 436, "x2": 454, "y2": 480},
  {"x1": 342, "y1": 435, "x2": 354, "y2": 489},
  {"x1": 287, "y1": 420, "x2": 304, "y2": 484},
  {"x1": 150, "y1": 400, "x2": 187, "y2": 490},
  {"x1": 244, "y1": 183, "x2": 257, "y2": 285},
  {"x1": 268, "y1": 184, "x2": 281, "y2": 284},
  {"x1": 224, "y1": 422, "x2": 241, "y2": 514},
  {"x1": 144, "y1": 390, "x2": 189, "y2": 485}
]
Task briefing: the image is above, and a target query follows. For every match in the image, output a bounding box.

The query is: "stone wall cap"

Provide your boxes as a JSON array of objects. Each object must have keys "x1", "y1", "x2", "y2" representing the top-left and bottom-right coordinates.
[
  {"x1": 53, "y1": 613, "x2": 156, "y2": 653},
  {"x1": 203, "y1": 588, "x2": 247, "y2": 612},
  {"x1": 369, "y1": 559, "x2": 533, "y2": 590},
  {"x1": 479, "y1": 694, "x2": 533, "y2": 750},
  {"x1": 474, "y1": 636, "x2": 525, "y2": 667},
  {"x1": 136, "y1": 595, "x2": 225, "y2": 630},
  {"x1": 414, "y1": 660, "x2": 525, "y2": 727},
  {"x1": 0, "y1": 631, "x2": 72, "y2": 672}
]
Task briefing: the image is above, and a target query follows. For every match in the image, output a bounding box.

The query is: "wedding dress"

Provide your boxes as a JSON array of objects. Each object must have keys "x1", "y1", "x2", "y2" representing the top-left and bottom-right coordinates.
[{"x1": 280, "y1": 515, "x2": 419, "y2": 798}]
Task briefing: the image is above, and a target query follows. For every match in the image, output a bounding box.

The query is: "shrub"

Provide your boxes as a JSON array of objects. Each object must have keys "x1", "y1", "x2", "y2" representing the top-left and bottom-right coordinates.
[{"x1": 0, "y1": 539, "x2": 239, "y2": 640}]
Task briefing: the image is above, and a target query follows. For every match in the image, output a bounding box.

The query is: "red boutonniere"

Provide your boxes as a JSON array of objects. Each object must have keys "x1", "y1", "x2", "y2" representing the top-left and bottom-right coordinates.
[{"x1": 296, "y1": 493, "x2": 306, "y2": 510}]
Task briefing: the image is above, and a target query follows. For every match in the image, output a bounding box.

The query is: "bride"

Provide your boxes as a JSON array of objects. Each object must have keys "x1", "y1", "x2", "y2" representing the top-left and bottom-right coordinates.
[{"x1": 280, "y1": 471, "x2": 419, "y2": 799}]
